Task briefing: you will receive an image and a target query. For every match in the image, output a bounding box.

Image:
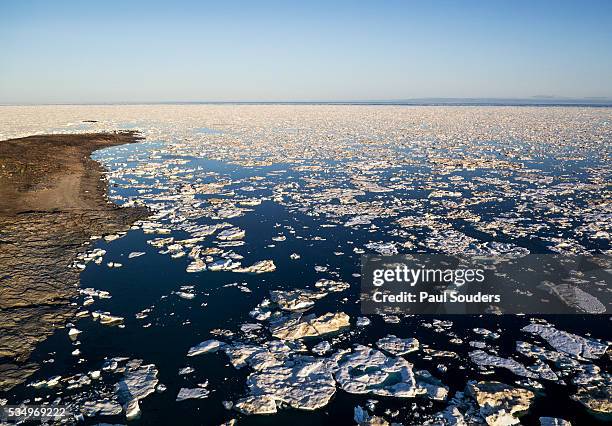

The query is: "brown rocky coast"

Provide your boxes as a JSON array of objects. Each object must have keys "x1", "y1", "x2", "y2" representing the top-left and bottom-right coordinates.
[{"x1": 0, "y1": 132, "x2": 148, "y2": 391}]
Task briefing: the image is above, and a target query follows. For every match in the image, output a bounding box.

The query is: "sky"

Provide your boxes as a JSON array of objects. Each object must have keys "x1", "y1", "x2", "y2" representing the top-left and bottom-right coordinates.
[{"x1": 1, "y1": 0, "x2": 611, "y2": 103}]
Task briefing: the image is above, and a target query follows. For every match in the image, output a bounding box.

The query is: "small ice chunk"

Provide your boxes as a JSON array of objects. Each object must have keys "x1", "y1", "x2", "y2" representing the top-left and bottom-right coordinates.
[
  {"x1": 356, "y1": 317, "x2": 371, "y2": 327},
  {"x1": 176, "y1": 387, "x2": 210, "y2": 401},
  {"x1": 539, "y1": 417, "x2": 572, "y2": 426},
  {"x1": 376, "y1": 335, "x2": 419, "y2": 356},
  {"x1": 234, "y1": 395, "x2": 277, "y2": 415},
  {"x1": 187, "y1": 339, "x2": 224, "y2": 356},
  {"x1": 178, "y1": 366, "x2": 195, "y2": 375}
]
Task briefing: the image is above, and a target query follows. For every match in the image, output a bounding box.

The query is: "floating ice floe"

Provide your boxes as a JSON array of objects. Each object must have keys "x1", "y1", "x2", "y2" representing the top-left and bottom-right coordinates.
[
  {"x1": 270, "y1": 312, "x2": 350, "y2": 340},
  {"x1": 314, "y1": 278, "x2": 350, "y2": 292},
  {"x1": 187, "y1": 339, "x2": 225, "y2": 356},
  {"x1": 241, "y1": 355, "x2": 337, "y2": 411},
  {"x1": 92, "y1": 310, "x2": 124, "y2": 325},
  {"x1": 234, "y1": 395, "x2": 278, "y2": 415},
  {"x1": 176, "y1": 387, "x2": 210, "y2": 401},
  {"x1": 521, "y1": 323, "x2": 608, "y2": 360},
  {"x1": 270, "y1": 289, "x2": 326, "y2": 312},
  {"x1": 68, "y1": 328, "x2": 82, "y2": 339},
  {"x1": 29, "y1": 375, "x2": 62, "y2": 389},
  {"x1": 469, "y1": 350, "x2": 539, "y2": 379},
  {"x1": 356, "y1": 317, "x2": 371, "y2": 327},
  {"x1": 81, "y1": 399, "x2": 123, "y2": 417},
  {"x1": 539, "y1": 283, "x2": 606, "y2": 314},
  {"x1": 186, "y1": 258, "x2": 207, "y2": 272},
  {"x1": 115, "y1": 361, "x2": 159, "y2": 420},
  {"x1": 466, "y1": 380, "x2": 535, "y2": 426},
  {"x1": 208, "y1": 258, "x2": 235, "y2": 271},
  {"x1": 571, "y1": 379, "x2": 612, "y2": 415},
  {"x1": 233, "y1": 259, "x2": 276, "y2": 273},
  {"x1": 128, "y1": 251, "x2": 146, "y2": 258},
  {"x1": 80, "y1": 287, "x2": 111, "y2": 299},
  {"x1": 217, "y1": 227, "x2": 246, "y2": 241},
  {"x1": 538, "y1": 417, "x2": 572, "y2": 426},
  {"x1": 473, "y1": 328, "x2": 500, "y2": 340},
  {"x1": 336, "y1": 345, "x2": 448, "y2": 400},
  {"x1": 354, "y1": 405, "x2": 389, "y2": 426},
  {"x1": 376, "y1": 335, "x2": 419, "y2": 356},
  {"x1": 178, "y1": 366, "x2": 195, "y2": 375},
  {"x1": 175, "y1": 286, "x2": 196, "y2": 299},
  {"x1": 74, "y1": 248, "x2": 107, "y2": 269},
  {"x1": 364, "y1": 241, "x2": 398, "y2": 255}
]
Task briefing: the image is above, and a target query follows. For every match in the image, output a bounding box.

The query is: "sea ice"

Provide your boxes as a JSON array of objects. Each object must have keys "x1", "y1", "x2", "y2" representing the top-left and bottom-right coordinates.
[
  {"x1": 176, "y1": 387, "x2": 210, "y2": 401},
  {"x1": 521, "y1": 323, "x2": 608, "y2": 360},
  {"x1": 270, "y1": 312, "x2": 350, "y2": 340},
  {"x1": 376, "y1": 335, "x2": 419, "y2": 356},
  {"x1": 187, "y1": 339, "x2": 224, "y2": 356},
  {"x1": 115, "y1": 362, "x2": 159, "y2": 420}
]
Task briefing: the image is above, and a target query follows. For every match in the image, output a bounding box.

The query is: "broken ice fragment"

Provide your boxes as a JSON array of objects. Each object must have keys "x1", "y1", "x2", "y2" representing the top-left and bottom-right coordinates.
[
  {"x1": 467, "y1": 381, "x2": 535, "y2": 426},
  {"x1": 234, "y1": 395, "x2": 277, "y2": 415},
  {"x1": 217, "y1": 227, "x2": 246, "y2": 241},
  {"x1": 92, "y1": 310, "x2": 124, "y2": 325},
  {"x1": 176, "y1": 387, "x2": 210, "y2": 401},
  {"x1": 176, "y1": 290, "x2": 196, "y2": 299},
  {"x1": 81, "y1": 399, "x2": 123, "y2": 417},
  {"x1": 469, "y1": 350, "x2": 538, "y2": 379},
  {"x1": 539, "y1": 417, "x2": 572, "y2": 426},
  {"x1": 354, "y1": 405, "x2": 389, "y2": 425},
  {"x1": 178, "y1": 366, "x2": 195, "y2": 375},
  {"x1": 334, "y1": 345, "x2": 420, "y2": 398},
  {"x1": 356, "y1": 317, "x2": 371, "y2": 327},
  {"x1": 186, "y1": 258, "x2": 207, "y2": 272},
  {"x1": 270, "y1": 289, "x2": 326, "y2": 312},
  {"x1": 376, "y1": 335, "x2": 419, "y2": 356},
  {"x1": 270, "y1": 312, "x2": 350, "y2": 340},
  {"x1": 521, "y1": 323, "x2": 608, "y2": 359},
  {"x1": 314, "y1": 278, "x2": 350, "y2": 292},
  {"x1": 234, "y1": 260, "x2": 276, "y2": 273},
  {"x1": 187, "y1": 339, "x2": 224, "y2": 356},
  {"x1": 242, "y1": 355, "x2": 337, "y2": 411},
  {"x1": 68, "y1": 328, "x2": 81, "y2": 340},
  {"x1": 415, "y1": 369, "x2": 449, "y2": 401},
  {"x1": 115, "y1": 362, "x2": 159, "y2": 420}
]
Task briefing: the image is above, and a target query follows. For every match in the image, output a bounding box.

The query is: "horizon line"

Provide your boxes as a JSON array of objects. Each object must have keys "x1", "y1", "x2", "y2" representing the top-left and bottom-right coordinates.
[{"x1": 2, "y1": 97, "x2": 612, "y2": 107}]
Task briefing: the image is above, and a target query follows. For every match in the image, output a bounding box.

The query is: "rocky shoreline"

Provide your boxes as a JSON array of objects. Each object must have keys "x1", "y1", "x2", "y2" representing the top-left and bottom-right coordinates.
[{"x1": 0, "y1": 132, "x2": 148, "y2": 391}]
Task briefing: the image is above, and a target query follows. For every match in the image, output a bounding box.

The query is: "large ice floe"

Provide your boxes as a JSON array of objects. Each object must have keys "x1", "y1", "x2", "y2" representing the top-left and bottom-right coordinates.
[
  {"x1": 269, "y1": 312, "x2": 350, "y2": 340},
  {"x1": 115, "y1": 361, "x2": 159, "y2": 420},
  {"x1": 219, "y1": 340, "x2": 448, "y2": 415},
  {"x1": 521, "y1": 323, "x2": 608, "y2": 360},
  {"x1": 333, "y1": 345, "x2": 421, "y2": 398},
  {"x1": 466, "y1": 381, "x2": 535, "y2": 426}
]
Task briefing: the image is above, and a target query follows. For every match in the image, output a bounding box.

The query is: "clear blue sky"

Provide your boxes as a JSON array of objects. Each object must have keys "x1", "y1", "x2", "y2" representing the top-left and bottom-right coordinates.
[{"x1": 1, "y1": 0, "x2": 611, "y2": 103}]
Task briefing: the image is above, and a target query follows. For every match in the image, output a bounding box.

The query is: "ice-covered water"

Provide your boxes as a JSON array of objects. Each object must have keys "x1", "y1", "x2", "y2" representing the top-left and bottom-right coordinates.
[{"x1": 0, "y1": 105, "x2": 610, "y2": 425}]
